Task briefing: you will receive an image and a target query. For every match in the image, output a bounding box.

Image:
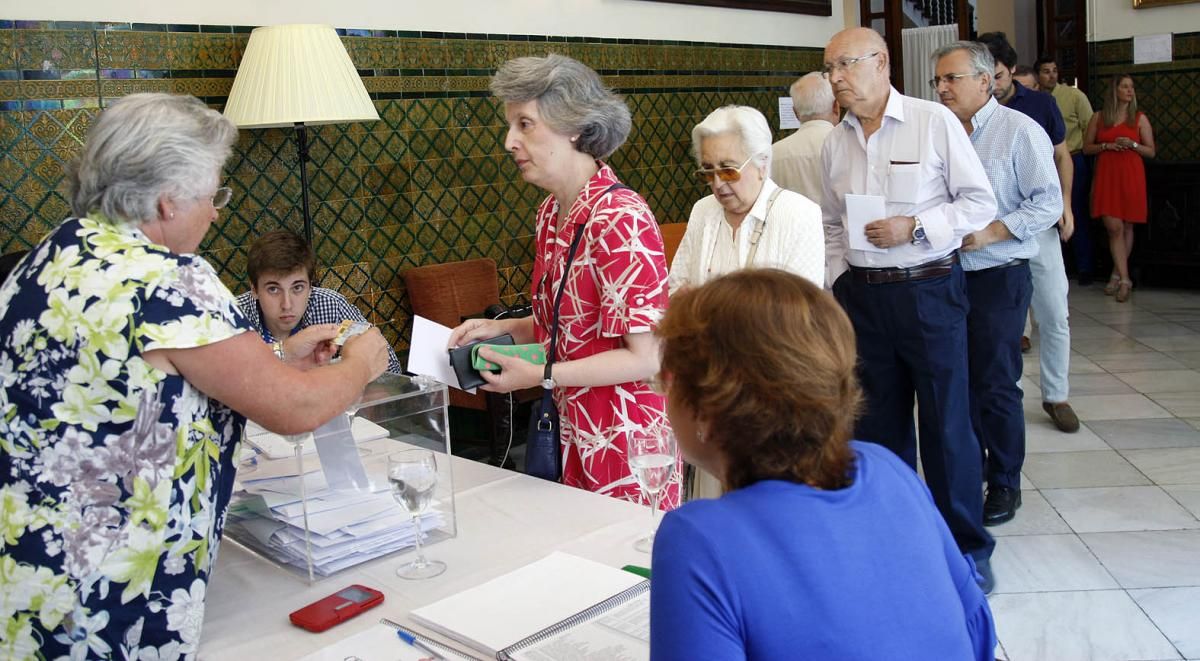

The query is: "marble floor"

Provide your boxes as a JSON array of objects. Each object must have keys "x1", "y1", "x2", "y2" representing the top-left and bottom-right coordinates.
[{"x1": 989, "y1": 284, "x2": 1200, "y2": 661}]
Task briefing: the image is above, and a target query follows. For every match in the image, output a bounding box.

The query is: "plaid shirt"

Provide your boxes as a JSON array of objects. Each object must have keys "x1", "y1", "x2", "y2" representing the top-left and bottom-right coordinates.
[{"x1": 235, "y1": 286, "x2": 403, "y2": 374}]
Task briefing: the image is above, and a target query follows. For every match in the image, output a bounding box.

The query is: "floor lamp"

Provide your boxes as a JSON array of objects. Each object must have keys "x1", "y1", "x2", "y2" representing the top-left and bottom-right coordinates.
[{"x1": 223, "y1": 24, "x2": 379, "y2": 248}]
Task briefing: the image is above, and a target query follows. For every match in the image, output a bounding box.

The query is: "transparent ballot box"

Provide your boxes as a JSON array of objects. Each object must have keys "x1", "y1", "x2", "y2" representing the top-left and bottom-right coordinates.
[{"x1": 224, "y1": 374, "x2": 455, "y2": 582}]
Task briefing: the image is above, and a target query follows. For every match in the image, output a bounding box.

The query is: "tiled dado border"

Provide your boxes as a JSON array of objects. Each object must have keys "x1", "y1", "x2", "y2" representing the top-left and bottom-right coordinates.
[
  {"x1": 1088, "y1": 31, "x2": 1200, "y2": 162},
  {"x1": 0, "y1": 19, "x2": 820, "y2": 355},
  {"x1": 0, "y1": 20, "x2": 822, "y2": 109}
]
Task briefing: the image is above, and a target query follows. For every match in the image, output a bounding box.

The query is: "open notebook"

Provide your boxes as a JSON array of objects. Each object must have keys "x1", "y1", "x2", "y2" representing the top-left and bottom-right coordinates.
[{"x1": 410, "y1": 552, "x2": 651, "y2": 661}]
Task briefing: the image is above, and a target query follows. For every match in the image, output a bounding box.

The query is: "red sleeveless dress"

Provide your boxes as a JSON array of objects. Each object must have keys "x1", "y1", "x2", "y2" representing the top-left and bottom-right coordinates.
[{"x1": 1091, "y1": 112, "x2": 1147, "y2": 223}]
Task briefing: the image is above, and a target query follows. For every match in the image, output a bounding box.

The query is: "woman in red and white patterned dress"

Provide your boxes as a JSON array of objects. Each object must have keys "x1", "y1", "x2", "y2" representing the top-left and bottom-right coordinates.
[{"x1": 449, "y1": 55, "x2": 679, "y2": 509}]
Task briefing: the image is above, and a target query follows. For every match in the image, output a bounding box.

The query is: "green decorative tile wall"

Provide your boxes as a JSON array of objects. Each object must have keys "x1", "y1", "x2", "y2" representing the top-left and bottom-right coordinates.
[
  {"x1": 0, "y1": 19, "x2": 820, "y2": 356},
  {"x1": 1090, "y1": 31, "x2": 1200, "y2": 163}
]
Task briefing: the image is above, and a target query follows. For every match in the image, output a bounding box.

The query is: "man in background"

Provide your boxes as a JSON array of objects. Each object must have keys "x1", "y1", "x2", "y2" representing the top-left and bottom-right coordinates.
[
  {"x1": 935, "y1": 41, "x2": 1061, "y2": 528},
  {"x1": 982, "y1": 33, "x2": 1081, "y2": 435},
  {"x1": 1014, "y1": 65, "x2": 1038, "y2": 90},
  {"x1": 821, "y1": 27, "x2": 998, "y2": 592},
  {"x1": 772, "y1": 72, "x2": 840, "y2": 205},
  {"x1": 237, "y1": 230, "x2": 403, "y2": 374},
  {"x1": 1037, "y1": 55, "x2": 1097, "y2": 285}
]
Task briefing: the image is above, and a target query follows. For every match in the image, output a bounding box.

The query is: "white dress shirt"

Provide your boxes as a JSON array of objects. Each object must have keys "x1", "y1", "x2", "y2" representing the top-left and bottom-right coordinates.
[
  {"x1": 669, "y1": 178, "x2": 825, "y2": 293},
  {"x1": 772, "y1": 119, "x2": 835, "y2": 206},
  {"x1": 821, "y1": 87, "x2": 998, "y2": 285}
]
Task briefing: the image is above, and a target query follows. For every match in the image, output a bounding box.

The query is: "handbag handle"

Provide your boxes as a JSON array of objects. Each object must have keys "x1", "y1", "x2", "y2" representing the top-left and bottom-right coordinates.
[{"x1": 543, "y1": 183, "x2": 629, "y2": 387}]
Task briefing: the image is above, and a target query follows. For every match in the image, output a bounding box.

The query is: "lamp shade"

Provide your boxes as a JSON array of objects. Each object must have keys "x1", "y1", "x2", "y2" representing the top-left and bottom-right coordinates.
[{"x1": 224, "y1": 24, "x2": 379, "y2": 128}]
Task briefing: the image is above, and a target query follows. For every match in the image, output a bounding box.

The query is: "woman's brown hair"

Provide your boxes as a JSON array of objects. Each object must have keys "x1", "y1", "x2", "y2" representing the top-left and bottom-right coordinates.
[
  {"x1": 1101, "y1": 74, "x2": 1138, "y2": 129},
  {"x1": 657, "y1": 269, "x2": 861, "y2": 491}
]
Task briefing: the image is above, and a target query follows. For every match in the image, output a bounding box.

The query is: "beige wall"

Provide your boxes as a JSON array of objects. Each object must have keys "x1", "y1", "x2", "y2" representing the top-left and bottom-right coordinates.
[
  {"x1": 2, "y1": 0, "x2": 844, "y2": 48},
  {"x1": 1089, "y1": 0, "x2": 1200, "y2": 41}
]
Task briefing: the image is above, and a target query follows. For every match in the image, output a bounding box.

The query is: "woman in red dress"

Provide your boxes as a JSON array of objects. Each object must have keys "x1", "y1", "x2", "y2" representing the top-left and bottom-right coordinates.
[
  {"x1": 1083, "y1": 74, "x2": 1156, "y2": 302},
  {"x1": 449, "y1": 55, "x2": 679, "y2": 509}
]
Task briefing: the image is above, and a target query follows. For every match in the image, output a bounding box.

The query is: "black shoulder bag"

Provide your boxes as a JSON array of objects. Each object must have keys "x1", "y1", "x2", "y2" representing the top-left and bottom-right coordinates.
[{"x1": 525, "y1": 183, "x2": 628, "y2": 481}]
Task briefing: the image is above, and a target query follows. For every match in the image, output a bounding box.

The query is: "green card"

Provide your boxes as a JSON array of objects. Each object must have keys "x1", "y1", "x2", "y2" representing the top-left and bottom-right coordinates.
[{"x1": 471, "y1": 342, "x2": 547, "y2": 371}]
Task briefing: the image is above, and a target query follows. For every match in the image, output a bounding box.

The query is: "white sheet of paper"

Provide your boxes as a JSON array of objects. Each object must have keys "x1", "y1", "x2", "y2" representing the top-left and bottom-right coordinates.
[
  {"x1": 1133, "y1": 33, "x2": 1172, "y2": 65},
  {"x1": 845, "y1": 194, "x2": 889, "y2": 254},
  {"x1": 778, "y1": 97, "x2": 800, "y2": 130},
  {"x1": 408, "y1": 315, "x2": 473, "y2": 392}
]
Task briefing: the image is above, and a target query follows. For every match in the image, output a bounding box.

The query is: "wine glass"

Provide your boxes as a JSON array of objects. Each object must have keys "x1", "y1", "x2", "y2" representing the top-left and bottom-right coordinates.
[
  {"x1": 387, "y1": 450, "x2": 447, "y2": 579},
  {"x1": 628, "y1": 427, "x2": 678, "y2": 553}
]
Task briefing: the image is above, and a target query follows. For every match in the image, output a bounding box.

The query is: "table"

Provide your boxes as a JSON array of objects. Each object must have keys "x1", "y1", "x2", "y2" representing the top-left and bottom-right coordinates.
[{"x1": 200, "y1": 456, "x2": 654, "y2": 658}]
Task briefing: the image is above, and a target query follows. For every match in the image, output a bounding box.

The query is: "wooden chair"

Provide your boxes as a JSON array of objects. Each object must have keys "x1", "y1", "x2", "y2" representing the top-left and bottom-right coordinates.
[
  {"x1": 402, "y1": 258, "x2": 532, "y2": 465},
  {"x1": 660, "y1": 222, "x2": 688, "y2": 267}
]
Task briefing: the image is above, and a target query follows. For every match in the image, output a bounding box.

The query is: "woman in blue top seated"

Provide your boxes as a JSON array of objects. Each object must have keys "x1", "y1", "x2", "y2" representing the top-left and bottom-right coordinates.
[{"x1": 650, "y1": 269, "x2": 995, "y2": 660}]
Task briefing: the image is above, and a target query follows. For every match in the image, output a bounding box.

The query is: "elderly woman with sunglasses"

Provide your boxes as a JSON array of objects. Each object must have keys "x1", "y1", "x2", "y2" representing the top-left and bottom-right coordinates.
[
  {"x1": 448, "y1": 55, "x2": 678, "y2": 509},
  {"x1": 669, "y1": 104, "x2": 824, "y2": 499},
  {"x1": 669, "y1": 105, "x2": 824, "y2": 295},
  {"x1": 0, "y1": 93, "x2": 390, "y2": 658}
]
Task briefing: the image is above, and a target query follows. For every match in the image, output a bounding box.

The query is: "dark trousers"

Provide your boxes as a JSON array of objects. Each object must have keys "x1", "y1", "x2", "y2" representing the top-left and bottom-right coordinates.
[
  {"x1": 966, "y1": 263, "x2": 1034, "y2": 491},
  {"x1": 1068, "y1": 152, "x2": 1094, "y2": 276},
  {"x1": 833, "y1": 264, "x2": 994, "y2": 562}
]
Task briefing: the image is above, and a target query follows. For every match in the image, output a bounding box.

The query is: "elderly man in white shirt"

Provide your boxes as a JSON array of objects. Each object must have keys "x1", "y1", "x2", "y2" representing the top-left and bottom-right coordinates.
[
  {"x1": 820, "y1": 27, "x2": 999, "y2": 592},
  {"x1": 772, "y1": 72, "x2": 840, "y2": 205},
  {"x1": 669, "y1": 104, "x2": 824, "y2": 499}
]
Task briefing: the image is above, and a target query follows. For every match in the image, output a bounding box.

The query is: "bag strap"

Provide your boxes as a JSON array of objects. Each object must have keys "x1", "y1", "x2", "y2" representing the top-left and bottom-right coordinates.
[
  {"x1": 744, "y1": 186, "x2": 783, "y2": 267},
  {"x1": 543, "y1": 182, "x2": 629, "y2": 387}
]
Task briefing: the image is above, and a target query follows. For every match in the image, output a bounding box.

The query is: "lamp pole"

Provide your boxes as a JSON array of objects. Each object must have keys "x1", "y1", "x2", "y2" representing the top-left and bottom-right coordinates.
[{"x1": 294, "y1": 121, "x2": 314, "y2": 247}]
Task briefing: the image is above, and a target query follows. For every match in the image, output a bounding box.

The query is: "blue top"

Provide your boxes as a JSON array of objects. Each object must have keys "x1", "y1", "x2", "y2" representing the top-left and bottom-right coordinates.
[
  {"x1": 650, "y1": 441, "x2": 996, "y2": 661},
  {"x1": 959, "y1": 98, "x2": 1063, "y2": 271},
  {"x1": 1005, "y1": 81, "x2": 1067, "y2": 145}
]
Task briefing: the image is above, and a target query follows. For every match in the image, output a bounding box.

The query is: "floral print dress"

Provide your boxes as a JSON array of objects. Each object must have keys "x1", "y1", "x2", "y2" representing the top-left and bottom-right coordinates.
[{"x1": 0, "y1": 217, "x2": 251, "y2": 660}]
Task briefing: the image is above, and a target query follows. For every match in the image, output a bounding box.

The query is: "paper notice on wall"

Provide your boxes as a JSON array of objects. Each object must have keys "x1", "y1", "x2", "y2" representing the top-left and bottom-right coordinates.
[
  {"x1": 1133, "y1": 33, "x2": 1172, "y2": 65},
  {"x1": 778, "y1": 97, "x2": 800, "y2": 130}
]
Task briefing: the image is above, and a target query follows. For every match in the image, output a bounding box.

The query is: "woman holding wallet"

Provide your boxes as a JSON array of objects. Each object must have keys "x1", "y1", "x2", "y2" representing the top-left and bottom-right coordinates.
[
  {"x1": 448, "y1": 55, "x2": 678, "y2": 508},
  {"x1": 650, "y1": 269, "x2": 996, "y2": 660}
]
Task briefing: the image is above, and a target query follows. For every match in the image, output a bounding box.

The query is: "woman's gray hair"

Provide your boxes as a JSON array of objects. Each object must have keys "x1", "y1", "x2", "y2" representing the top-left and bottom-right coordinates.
[
  {"x1": 490, "y1": 54, "x2": 631, "y2": 159},
  {"x1": 68, "y1": 93, "x2": 238, "y2": 226},
  {"x1": 790, "y1": 72, "x2": 835, "y2": 120},
  {"x1": 691, "y1": 105, "x2": 773, "y2": 177},
  {"x1": 931, "y1": 40, "x2": 996, "y2": 96}
]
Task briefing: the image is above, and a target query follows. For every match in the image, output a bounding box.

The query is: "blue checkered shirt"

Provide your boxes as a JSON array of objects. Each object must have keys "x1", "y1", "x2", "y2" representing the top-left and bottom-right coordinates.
[
  {"x1": 235, "y1": 286, "x2": 403, "y2": 374},
  {"x1": 959, "y1": 98, "x2": 1063, "y2": 271}
]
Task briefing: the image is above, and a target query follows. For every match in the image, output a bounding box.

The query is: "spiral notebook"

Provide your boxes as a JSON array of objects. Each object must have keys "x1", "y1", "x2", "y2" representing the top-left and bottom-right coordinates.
[{"x1": 409, "y1": 552, "x2": 650, "y2": 661}]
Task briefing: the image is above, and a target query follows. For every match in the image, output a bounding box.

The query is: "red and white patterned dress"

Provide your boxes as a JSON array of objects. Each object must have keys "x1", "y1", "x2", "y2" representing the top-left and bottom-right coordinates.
[{"x1": 531, "y1": 163, "x2": 680, "y2": 510}]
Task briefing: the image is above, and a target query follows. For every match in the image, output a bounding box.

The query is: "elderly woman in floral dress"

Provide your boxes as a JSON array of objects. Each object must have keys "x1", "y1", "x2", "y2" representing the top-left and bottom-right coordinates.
[{"x1": 0, "y1": 93, "x2": 389, "y2": 659}]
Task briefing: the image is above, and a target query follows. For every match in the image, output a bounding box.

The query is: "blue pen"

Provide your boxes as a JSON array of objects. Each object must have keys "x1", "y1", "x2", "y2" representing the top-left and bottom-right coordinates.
[{"x1": 396, "y1": 629, "x2": 446, "y2": 661}]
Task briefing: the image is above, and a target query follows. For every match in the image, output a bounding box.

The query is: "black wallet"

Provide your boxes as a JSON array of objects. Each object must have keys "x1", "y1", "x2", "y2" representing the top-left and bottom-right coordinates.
[{"x1": 448, "y1": 334, "x2": 514, "y2": 390}]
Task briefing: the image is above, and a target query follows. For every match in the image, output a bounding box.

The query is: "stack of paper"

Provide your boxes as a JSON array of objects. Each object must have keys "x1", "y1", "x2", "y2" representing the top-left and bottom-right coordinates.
[
  {"x1": 226, "y1": 472, "x2": 445, "y2": 576},
  {"x1": 227, "y1": 418, "x2": 447, "y2": 576}
]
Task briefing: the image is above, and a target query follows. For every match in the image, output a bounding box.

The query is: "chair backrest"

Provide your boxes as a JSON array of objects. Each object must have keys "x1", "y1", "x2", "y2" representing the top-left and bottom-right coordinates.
[
  {"x1": 660, "y1": 222, "x2": 687, "y2": 268},
  {"x1": 402, "y1": 258, "x2": 501, "y2": 410},
  {"x1": 402, "y1": 258, "x2": 500, "y2": 329}
]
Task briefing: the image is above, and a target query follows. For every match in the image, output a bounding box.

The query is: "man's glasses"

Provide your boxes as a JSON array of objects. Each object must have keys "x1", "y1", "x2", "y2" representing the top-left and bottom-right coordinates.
[
  {"x1": 693, "y1": 152, "x2": 760, "y2": 184},
  {"x1": 211, "y1": 186, "x2": 233, "y2": 209},
  {"x1": 821, "y1": 51, "x2": 880, "y2": 77},
  {"x1": 929, "y1": 72, "x2": 982, "y2": 89}
]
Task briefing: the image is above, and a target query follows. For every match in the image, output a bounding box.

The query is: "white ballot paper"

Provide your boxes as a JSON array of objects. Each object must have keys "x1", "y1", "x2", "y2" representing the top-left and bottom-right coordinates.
[
  {"x1": 408, "y1": 315, "x2": 473, "y2": 392},
  {"x1": 845, "y1": 193, "x2": 889, "y2": 254},
  {"x1": 778, "y1": 97, "x2": 800, "y2": 130}
]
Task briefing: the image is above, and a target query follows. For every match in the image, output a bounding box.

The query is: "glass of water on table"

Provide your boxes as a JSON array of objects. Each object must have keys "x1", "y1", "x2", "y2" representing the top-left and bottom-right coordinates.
[
  {"x1": 387, "y1": 449, "x2": 447, "y2": 579},
  {"x1": 628, "y1": 426, "x2": 678, "y2": 553}
]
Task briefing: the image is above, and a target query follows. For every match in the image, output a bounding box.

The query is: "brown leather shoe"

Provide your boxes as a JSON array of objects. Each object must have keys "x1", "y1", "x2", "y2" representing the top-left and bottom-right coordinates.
[{"x1": 1043, "y1": 401, "x2": 1080, "y2": 433}]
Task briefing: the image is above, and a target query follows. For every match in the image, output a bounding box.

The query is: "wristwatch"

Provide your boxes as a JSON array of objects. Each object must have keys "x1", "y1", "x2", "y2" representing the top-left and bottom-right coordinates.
[
  {"x1": 911, "y1": 216, "x2": 927, "y2": 244},
  {"x1": 1132, "y1": 141, "x2": 1140, "y2": 149},
  {"x1": 272, "y1": 340, "x2": 286, "y2": 361},
  {"x1": 541, "y1": 374, "x2": 556, "y2": 390}
]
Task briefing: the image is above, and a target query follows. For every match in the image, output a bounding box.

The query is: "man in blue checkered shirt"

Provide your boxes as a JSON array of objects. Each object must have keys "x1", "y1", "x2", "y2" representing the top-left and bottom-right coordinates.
[
  {"x1": 236, "y1": 230, "x2": 403, "y2": 374},
  {"x1": 934, "y1": 42, "x2": 1062, "y2": 527}
]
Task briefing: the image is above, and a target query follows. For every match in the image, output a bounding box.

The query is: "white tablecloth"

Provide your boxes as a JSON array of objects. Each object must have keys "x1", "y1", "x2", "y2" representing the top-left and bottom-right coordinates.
[{"x1": 201, "y1": 456, "x2": 654, "y2": 659}]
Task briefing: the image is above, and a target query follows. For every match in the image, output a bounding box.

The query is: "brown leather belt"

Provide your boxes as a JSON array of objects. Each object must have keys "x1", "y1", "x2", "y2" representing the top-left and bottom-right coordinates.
[{"x1": 850, "y1": 253, "x2": 958, "y2": 285}]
